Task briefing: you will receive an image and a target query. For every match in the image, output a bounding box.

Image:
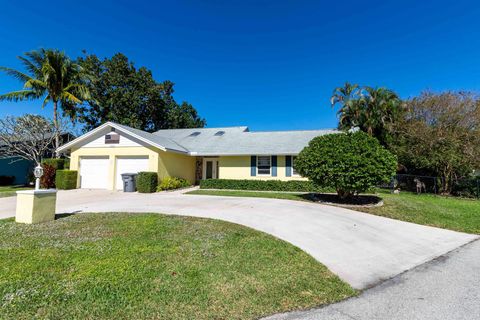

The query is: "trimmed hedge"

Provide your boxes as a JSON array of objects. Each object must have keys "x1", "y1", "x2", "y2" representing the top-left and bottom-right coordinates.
[
  {"x1": 56, "y1": 170, "x2": 78, "y2": 190},
  {"x1": 42, "y1": 158, "x2": 66, "y2": 170},
  {"x1": 136, "y1": 172, "x2": 158, "y2": 193},
  {"x1": 157, "y1": 177, "x2": 191, "y2": 191},
  {"x1": 199, "y1": 179, "x2": 326, "y2": 192}
]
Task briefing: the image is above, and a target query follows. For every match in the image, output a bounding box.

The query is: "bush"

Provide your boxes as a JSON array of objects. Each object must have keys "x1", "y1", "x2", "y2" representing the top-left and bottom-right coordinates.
[
  {"x1": 157, "y1": 177, "x2": 191, "y2": 191},
  {"x1": 199, "y1": 179, "x2": 327, "y2": 192},
  {"x1": 41, "y1": 158, "x2": 65, "y2": 170},
  {"x1": 136, "y1": 172, "x2": 158, "y2": 193},
  {"x1": 0, "y1": 176, "x2": 15, "y2": 186},
  {"x1": 295, "y1": 131, "x2": 397, "y2": 198},
  {"x1": 55, "y1": 170, "x2": 78, "y2": 190},
  {"x1": 39, "y1": 158, "x2": 67, "y2": 188},
  {"x1": 40, "y1": 164, "x2": 56, "y2": 188},
  {"x1": 452, "y1": 177, "x2": 480, "y2": 198}
]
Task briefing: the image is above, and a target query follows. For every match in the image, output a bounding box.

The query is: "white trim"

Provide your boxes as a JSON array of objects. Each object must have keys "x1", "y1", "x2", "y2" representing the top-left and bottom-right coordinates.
[
  {"x1": 256, "y1": 155, "x2": 272, "y2": 176},
  {"x1": 202, "y1": 158, "x2": 219, "y2": 180},
  {"x1": 56, "y1": 122, "x2": 168, "y2": 153},
  {"x1": 291, "y1": 155, "x2": 300, "y2": 176}
]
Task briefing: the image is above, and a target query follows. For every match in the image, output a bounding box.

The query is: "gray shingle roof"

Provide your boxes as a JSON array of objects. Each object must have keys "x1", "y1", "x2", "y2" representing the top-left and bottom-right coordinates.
[
  {"x1": 57, "y1": 122, "x2": 339, "y2": 155},
  {"x1": 113, "y1": 123, "x2": 189, "y2": 153},
  {"x1": 153, "y1": 126, "x2": 338, "y2": 155}
]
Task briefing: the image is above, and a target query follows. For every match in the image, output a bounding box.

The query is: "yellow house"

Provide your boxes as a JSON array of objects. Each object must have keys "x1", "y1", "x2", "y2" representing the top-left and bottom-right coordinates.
[{"x1": 57, "y1": 122, "x2": 337, "y2": 190}]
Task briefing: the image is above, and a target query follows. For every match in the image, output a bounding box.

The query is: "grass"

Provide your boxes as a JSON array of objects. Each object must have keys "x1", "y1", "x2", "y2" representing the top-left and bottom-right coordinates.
[
  {"x1": 188, "y1": 189, "x2": 311, "y2": 202},
  {"x1": 356, "y1": 189, "x2": 480, "y2": 234},
  {"x1": 186, "y1": 189, "x2": 480, "y2": 235},
  {"x1": 0, "y1": 186, "x2": 32, "y2": 198},
  {"x1": 0, "y1": 213, "x2": 355, "y2": 319}
]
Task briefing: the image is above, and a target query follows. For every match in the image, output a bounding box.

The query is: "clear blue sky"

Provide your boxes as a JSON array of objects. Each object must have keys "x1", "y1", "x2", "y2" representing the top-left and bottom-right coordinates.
[{"x1": 1, "y1": 0, "x2": 480, "y2": 131}]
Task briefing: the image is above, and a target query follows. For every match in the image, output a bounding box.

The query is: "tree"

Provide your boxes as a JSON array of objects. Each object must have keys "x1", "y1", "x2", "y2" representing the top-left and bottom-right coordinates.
[
  {"x1": 165, "y1": 101, "x2": 206, "y2": 129},
  {"x1": 0, "y1": 115, "x2": 59, "y2": 166},
  {"x1": 0, "y1": 49, "x2": 91, "y2": 155},
  {"x1": 330, "y1": 82, "x2": 361, "y2": 129},
  {"x1": 331, "y1": 83, "x2": 403, "y2": 145},
  {"x1": 74, "y1": 53, "x2": 205, "y2": 132},
  {"x1": 390, "y1": 91, "x2": 480, "y2": 193},
  {"x1": 295, "y1": 131, "x2": 397, "y2": 199}
]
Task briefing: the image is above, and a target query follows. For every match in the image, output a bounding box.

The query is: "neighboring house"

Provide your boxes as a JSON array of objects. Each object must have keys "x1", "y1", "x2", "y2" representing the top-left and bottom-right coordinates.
[
  {"x1": 0, "y1": 157, "x2": 33, "y2": 185},
  {"x1": 0, "y1": 133, "x2": 75, "y2": 185},
  {"x1": 57, "y1": 122, "x2": 337, "y2": 190}
]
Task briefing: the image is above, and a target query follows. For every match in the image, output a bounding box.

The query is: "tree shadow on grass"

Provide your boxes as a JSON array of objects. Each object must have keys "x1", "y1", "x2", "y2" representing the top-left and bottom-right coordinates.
[
  {"x1": 55, "y1": 211, "x2": 81, "y2": 220},
  {"x1": 308, "y1": 193, "x2": 382, "y2": 206}
]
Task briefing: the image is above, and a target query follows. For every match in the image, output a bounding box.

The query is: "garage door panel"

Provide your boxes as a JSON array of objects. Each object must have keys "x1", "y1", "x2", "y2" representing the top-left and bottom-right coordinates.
[
  {"x1": 80, "y1": 157, "x2": 109, "y2": 189},
  {"x1": 116, "y1": 157, "x2": 149, "y2": 189}
]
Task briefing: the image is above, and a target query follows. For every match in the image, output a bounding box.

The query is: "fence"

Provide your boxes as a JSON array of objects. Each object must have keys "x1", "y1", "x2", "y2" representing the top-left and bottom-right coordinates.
[{"x1": 380, "y1": 174, "x2": 480, "y2": 199}]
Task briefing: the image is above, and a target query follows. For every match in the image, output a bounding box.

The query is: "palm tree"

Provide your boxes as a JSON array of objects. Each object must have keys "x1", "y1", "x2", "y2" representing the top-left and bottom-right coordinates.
[
  {"x1": 331, "y1": 83, "x2": 402, "y2": 136},
  {"x1": 361, "y1": 87, "x2": 402, "y2": 136},
  {"x1": 0, "y1": 49, "x2": 91, "y2": 156},
  {"x1": 330, "y1": 82, "x2": 362, "y2": 130}
]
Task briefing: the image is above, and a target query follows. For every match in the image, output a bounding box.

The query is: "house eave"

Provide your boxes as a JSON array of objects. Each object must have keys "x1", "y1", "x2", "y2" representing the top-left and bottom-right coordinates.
[
  {"x1": 188, "y1": 152, "x2": 301, "y2": 157},
  {"x1": 56, "y1": 122, "x2": 168, "y2": 153}
]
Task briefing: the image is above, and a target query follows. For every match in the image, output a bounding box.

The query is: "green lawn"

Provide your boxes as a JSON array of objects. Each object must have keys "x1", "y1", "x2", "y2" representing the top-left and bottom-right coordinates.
[
  {"x1": 356, "y1": 189, "x2": 480, "y2": 234},
  {"x1": 0, "y1": 186, "x2": 32, "y2": 198},
  {"x1": 0, "y1": 213, "x2": 355, "y2": 319},
  {"x1": 188, "y1": 189, "x2": 311, "y2": 202},
  {"x1": 187, "y1": 189, "x2": 480, "y2": 234}
]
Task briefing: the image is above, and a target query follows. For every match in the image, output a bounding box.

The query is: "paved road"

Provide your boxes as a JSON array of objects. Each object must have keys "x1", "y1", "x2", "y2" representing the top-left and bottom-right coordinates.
[
  {"x1": 264, "y1": 239, "x2": 480, "y2": 320},
  {"x1": 1, "y1": 189, "x2": 476, "y2": 289}
]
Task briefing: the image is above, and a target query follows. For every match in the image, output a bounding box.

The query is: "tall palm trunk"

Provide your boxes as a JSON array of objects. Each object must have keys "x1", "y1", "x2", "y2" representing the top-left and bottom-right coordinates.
[{"x1": 53, "y1": 101, "x2": 60, "y2": 158}]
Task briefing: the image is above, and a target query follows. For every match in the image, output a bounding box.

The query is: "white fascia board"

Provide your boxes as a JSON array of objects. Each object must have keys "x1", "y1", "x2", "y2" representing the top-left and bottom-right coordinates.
[{"x1": 56, "y1": 122, "x2": 167, "y2": 153}]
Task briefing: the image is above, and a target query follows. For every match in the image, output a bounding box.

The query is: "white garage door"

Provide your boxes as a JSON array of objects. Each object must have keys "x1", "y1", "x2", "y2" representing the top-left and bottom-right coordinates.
[
  {"x1": 116, "y1": 156, "x2": 149, "y2": 190},
  {"x1": 80, "y1": 157, "x2": 109, "y2": 189}
]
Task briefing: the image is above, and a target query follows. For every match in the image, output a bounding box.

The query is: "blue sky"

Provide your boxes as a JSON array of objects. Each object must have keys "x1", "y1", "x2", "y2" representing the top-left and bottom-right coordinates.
[{"x1": 1, "y1": 0, "x2": 480, "y2": 131}]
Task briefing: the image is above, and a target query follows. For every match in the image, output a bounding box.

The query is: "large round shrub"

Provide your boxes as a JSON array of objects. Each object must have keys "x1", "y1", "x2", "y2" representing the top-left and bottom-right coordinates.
[{"x1": 295, "y1": 131, "x2": 397, "y2": 198}]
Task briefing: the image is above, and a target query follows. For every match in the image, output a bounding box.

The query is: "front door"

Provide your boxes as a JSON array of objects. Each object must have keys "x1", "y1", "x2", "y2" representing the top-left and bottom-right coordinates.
[{"x1": 203, "y1": 158, "x2": 218, "y2": 179}]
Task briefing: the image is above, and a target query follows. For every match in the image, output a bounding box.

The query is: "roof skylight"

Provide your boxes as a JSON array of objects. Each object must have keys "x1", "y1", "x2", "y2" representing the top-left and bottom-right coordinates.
[
  {"x1": 189, "y1": 132, "x2": 201, "y2": 137},
  {"x1": 214, "y1": 131, "x2": 225, "y2": 136}
]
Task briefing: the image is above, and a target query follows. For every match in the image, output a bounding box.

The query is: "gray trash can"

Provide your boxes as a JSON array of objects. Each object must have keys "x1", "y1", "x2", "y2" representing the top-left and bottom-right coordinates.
[{"x1": 121, "y1": 173, "x2": 138, "y2": 192}]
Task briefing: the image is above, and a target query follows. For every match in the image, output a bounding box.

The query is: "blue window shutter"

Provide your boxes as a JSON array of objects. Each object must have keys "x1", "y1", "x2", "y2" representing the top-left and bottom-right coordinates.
[
  {"x1": 285, "y1": 155, "x2": 292, "y2": 177},
  {"x1": 251, "y1": 156, "x2": 256, "y2": 176},
  {"x1": 271, "y1": 156, "x2": 277, "y2": 177}
]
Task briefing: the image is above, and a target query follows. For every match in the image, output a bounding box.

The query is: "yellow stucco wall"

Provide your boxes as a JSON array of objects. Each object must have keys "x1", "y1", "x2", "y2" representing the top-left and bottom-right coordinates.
[
  {"x1": 70, "y1": 146, "x2": 160, "y2": 190},
  {"x1": 70, "y1": 146, "x2": 196, "y2": 189},
  {"x1": 70, "y1": 144, "x2": 302, "y2": 189},
  {"x1": 158, "y1": 150, "x2": 196, "y2": 184},
  {"x1": 218, "y1": 155, "x2": 306, "y2": 181}
]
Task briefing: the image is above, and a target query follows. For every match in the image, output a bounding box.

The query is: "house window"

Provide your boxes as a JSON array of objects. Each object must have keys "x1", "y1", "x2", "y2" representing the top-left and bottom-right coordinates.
[
  {"x1": 292, "y1": 156, "x2": 299, "y2": 176},
  {"x1": 257, "y1": 156, "x2": 271, "y2": 175}
]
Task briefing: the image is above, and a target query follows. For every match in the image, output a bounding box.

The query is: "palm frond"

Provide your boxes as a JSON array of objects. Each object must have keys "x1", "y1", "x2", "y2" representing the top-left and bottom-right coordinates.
[
  {"x1": 0, "y1": 66, "x2": 32, "y2": 83},
  {"x1": 0, "y1": 90, "x2": 42, "y2": 102},
  {"x1": 41, "y1": 94, "x2": 51, "y2": 108},
  {"x1": 17, "y1": 55, "x2": 42, "y2": 78},
  {"x1": 66, "y1": 84, "x2": 92, "y2": 100},
  {"x1": 24, "y1": 50, "x2": 46, "y2": 68},
  {"x1": 24, "y1": 78, "x2": 47, "y2": 90},
  {"x1": 60, "y1": 91, "x2": 82, "y2": 104}
]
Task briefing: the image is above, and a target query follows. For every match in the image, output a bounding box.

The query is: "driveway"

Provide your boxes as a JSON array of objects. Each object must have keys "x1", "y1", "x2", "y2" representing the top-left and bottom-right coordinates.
[
  {"x1": 265, "y1": 239, "x2": 480, "y2": 320},
  {"x1": 0, "y1": 189, "x2": 476, "y2": 289}
]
